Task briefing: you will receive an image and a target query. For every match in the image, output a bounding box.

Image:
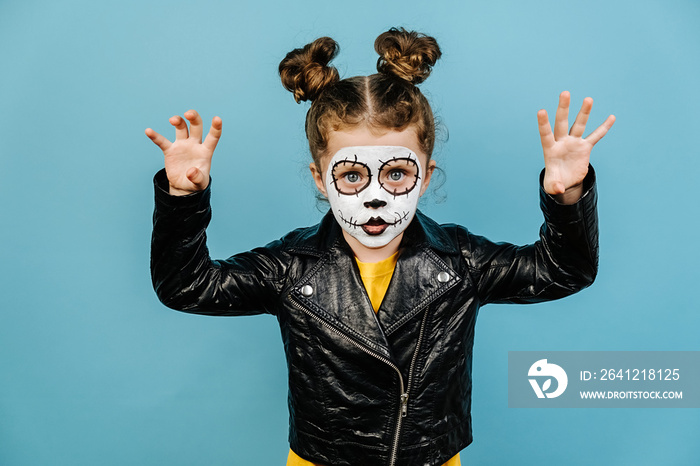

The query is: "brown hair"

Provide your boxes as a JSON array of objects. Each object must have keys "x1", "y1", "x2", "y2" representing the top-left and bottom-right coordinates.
[{"x1": 279, "y1": 27, "x2": 442, "y2": 168}]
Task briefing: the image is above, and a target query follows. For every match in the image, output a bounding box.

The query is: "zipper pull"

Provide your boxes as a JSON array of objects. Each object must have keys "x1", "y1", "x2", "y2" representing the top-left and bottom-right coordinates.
[{"x1": 400, "y1": 393, "x2": 409, "y2": 417}]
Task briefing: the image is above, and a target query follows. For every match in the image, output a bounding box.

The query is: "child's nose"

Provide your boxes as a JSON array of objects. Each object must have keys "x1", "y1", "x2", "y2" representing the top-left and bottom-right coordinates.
[{"x1": 364, "y1": 199, "x2": 387, "y2": 209}]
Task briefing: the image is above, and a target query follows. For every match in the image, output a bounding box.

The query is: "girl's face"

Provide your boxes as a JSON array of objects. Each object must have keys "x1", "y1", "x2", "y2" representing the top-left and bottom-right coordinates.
[{"x1": 310, "y1": 125, "x2": 436, "y2": 261}]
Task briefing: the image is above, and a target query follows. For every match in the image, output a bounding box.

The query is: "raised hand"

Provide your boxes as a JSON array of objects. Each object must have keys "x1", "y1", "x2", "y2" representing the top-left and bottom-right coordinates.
[
  {"x1": 538, "y1": 91, "x2": 615, "y2": 204},
  {"x1": 145, "y1": 110, "x2": 222, "y2": 196}
]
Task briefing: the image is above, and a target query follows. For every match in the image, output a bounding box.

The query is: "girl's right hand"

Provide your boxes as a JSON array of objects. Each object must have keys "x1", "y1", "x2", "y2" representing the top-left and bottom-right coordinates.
[{"x1": 145, "y1": 110, "x2": 222, "y2": 196}]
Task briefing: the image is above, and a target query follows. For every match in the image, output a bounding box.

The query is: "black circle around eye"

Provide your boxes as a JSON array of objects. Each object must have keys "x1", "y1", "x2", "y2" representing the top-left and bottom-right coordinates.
[
  {"x1": 330, "y1": 156, "x2": 372, "y2": 195},
  {"x1": 377, "y1": 157, "x2": 420, "y2": 196}
]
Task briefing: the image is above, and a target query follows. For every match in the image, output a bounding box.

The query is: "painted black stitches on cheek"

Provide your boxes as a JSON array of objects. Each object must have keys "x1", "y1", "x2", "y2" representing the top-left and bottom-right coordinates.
[
  {"x1": 393, "y1": 211, "x2": 411, "y2": 225},
  {"x1": 337, "y1": 210, "x2": 362, "y2": 229}
]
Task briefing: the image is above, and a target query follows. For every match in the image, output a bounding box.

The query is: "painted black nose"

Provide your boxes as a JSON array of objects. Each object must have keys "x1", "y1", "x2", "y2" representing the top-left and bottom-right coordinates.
[{"x1": 364, "y1": 199, "x2": 387, "y2": 208}]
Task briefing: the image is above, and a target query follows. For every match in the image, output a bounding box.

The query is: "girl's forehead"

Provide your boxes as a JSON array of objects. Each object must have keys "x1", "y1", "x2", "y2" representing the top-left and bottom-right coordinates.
[
  {"x1": 325, "y1": 126, "x2": 423, "y2": 156},
  {"x1": 329, "y1": 145, "x2": 418, "y2": 164}
]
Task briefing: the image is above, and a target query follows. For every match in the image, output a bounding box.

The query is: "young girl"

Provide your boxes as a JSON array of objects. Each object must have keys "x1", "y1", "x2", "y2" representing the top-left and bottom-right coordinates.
[{"x1": 145, "y1": 28, "x2": 614, "y2": 466}]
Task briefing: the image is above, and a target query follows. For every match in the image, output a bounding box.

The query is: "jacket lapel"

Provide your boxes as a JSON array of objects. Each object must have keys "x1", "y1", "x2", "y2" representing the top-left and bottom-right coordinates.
[
  {"x1": 291, "y1": 242, "x2": 393, "y2": 359},
  {"x1": 377, "y1": 246, "x2": 461, "y2": 336}
]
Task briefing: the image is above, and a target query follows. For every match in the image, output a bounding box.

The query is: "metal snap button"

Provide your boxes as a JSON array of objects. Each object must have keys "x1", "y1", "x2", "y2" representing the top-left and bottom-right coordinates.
[
  {"x1": 301, "y1": 285, "x2": 314, "y2": 297},
  {"x1": 437, "y1": 271, "x2": 450, "y2": 283}
]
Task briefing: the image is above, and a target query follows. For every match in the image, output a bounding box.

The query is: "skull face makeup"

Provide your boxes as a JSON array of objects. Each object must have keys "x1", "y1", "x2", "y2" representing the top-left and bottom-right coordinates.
[{"x1": 325, "y1": 146, "x2": 423, "y2": 248}]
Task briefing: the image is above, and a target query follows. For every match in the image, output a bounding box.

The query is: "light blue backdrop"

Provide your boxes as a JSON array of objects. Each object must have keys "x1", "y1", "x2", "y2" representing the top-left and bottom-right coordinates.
[{"x1": 1, "y1": 0, "x2": 698, "y2": 464}]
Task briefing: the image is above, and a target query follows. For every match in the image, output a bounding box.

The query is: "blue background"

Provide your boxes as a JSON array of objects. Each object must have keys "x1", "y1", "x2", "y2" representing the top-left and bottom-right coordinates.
[{"x1": 1, "y1": 0, "x2": 698, "y2": 464}]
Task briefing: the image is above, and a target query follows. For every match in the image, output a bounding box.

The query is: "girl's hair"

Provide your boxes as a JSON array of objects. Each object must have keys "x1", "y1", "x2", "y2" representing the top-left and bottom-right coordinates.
[{"x1": 279, "y1": 27, "x2": 442, "y2": 168}]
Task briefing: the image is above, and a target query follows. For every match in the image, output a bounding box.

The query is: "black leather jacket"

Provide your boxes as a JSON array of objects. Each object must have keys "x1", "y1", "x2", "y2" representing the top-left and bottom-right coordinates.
[{"x1": 150, "y1": 167, "x2": 598, "y2": 466}]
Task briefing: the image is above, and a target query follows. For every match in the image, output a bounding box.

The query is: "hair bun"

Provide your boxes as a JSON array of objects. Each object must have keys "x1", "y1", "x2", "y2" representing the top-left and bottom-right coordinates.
[
  {"x1": 279, "y1": 37, "x2": 340, "y2": 103},
  {"x1": 374, "y1": 27, "x2": 441, "y2": 85}
]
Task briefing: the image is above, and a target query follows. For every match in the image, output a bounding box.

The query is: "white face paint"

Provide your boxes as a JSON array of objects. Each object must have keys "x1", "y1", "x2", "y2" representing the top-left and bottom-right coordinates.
[{"x1": 325, "y1": 146, "x2": 423, "y2": 248}]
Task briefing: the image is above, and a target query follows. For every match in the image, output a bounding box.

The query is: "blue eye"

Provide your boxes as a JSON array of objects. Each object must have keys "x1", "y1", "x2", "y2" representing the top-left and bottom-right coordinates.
[
  {"x1": 389, "y1": 170, "x2": 404, "y2": 181},
  {"x1": 345, "y1": 172, "x2": 360, "y2": 183}
]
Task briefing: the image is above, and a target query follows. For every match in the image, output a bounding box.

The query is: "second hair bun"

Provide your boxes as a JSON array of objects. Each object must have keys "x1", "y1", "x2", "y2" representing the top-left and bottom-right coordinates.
[{"x1": 374, "y1": 27, "x2": 442, "y2": 85}]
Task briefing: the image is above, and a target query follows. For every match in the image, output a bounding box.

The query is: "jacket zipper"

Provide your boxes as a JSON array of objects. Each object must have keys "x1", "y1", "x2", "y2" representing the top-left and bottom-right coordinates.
[
  {"x1": 291, "y1": 297, "x2": 429, "y2": 466},
  {"x1": 389, "y1": 308, "x2": 430, "y2": 466}
]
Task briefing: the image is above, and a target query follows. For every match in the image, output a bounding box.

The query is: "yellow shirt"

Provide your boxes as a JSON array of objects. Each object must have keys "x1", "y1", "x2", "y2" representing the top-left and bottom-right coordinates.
[
  {"x1": 287, "y1": 252, "x2": 460, "y2": 466},
  {"x1": 355, "y1": 251, "x2": 400, "y2": 312}
]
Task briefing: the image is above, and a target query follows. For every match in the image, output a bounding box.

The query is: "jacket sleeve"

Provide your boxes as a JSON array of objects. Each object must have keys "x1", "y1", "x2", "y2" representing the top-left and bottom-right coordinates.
[
  {"x1": 464, "y1": 166, "x2": 599, "y2": 305},
  {"x1": 150, "y1": 169, "x2": 287, "y2": 316}
]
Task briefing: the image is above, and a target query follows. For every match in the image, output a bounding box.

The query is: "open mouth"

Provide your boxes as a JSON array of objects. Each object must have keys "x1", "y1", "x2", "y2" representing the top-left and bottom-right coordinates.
[{"x1": 361, "y1": 217, "x2": 389, "y2": 236}]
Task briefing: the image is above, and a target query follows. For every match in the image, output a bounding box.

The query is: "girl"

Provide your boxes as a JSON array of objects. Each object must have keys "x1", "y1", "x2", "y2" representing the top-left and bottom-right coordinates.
[{"x1": 145, "y1": 28, "x2": 614, "y2": 466}]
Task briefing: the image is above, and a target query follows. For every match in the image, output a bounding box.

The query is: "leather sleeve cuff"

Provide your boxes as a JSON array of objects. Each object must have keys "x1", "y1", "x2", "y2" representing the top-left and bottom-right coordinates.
[
  {"x1": 539, "y1": 165, "x2": 597, "y2": 225},
  {"x1": 153, "y1": 168, "x2": 212, "y2": 212}
]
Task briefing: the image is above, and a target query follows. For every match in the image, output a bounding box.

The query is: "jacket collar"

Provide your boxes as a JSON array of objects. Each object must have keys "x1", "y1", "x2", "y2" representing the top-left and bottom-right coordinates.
[{"x1": 288, "y1": 210, "x2": 462, "y2": 360}]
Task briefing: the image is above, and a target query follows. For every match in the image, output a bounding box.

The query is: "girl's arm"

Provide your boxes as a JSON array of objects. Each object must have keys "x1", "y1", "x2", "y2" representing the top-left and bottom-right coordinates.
[
  {"x1": 149, "y1": 171, "x2": 288, "y2": 316},
  {"x1": 467, "y1": 167, "x2": 599, "y2": 305},
  {"x1": 146, "y1": 111, "x2": 286, "y2": 316},
  {"x1": 468, "y1": 92, "x2": 614, "y2": 304}
]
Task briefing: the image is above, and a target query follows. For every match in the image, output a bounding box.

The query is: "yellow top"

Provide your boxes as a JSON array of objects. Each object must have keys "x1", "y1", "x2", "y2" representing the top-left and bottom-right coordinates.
[
  {"x1": 355, "y1": 251, "x2": 399, "y2": 312},
  {"x1": 287, "y1": 252, "x2": 460, "y2": 465}
]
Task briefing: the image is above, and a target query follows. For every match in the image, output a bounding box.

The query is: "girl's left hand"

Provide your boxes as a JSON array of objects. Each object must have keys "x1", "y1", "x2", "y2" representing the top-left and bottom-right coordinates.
[{"x1": 538, "y1": 91, "x2": 615, "y2": 204}]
